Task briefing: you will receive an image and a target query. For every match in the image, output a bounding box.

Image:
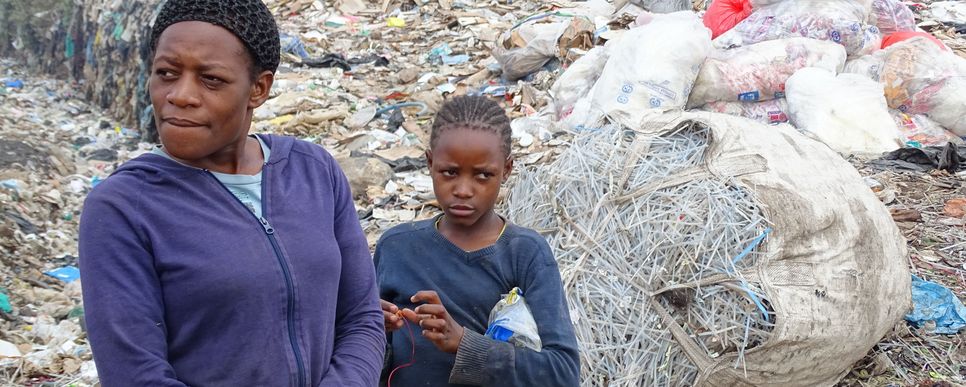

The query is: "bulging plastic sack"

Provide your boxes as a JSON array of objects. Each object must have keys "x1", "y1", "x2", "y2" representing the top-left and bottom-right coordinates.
[
  {"x1": 786, "y1": 67, "x2": 904, "y2": 155},
  {"x1": 703, "y1": 0, "x2": 753, "y2": 39},
  {"x1": 688, "y1": 38, "x2": 847, "y2": 108},
  {"x1": 714, "y1": 0, "x2": 881, "y2": 57},
  {"x1": 550, "y1": 46, "x2": 610, "y2": 120},
  {"x1": 870, "y1": 0, "x2": 916, "y2": 35},
  {"x1": 881, "y1": 31, "x2": 947, "y2": 50},
  {"x1": 891, "y1": 110, "x2": 965, "y2": 147},
  {"x1": 698, "y1": 98, "x2": 791, "y2": 125},
  {"x1": 591, "y1": 12, "x2": 712, "y2": 128},
  {"x1": 844, "y1": 37, "x2": 966, "y2": 136},
  {"x1": 484, "y1": 287, "x2": 542, "y2": 351}
]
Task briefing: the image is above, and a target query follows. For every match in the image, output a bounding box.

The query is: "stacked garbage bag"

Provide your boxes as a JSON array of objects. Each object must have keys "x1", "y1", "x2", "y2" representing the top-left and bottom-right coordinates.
[{"x1": 517, "y1": 0, "x2": 966, "y2": 153}]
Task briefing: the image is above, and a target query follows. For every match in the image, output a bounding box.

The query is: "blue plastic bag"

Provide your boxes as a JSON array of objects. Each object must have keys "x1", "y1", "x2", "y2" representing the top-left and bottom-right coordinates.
[{"x1": 905, "y1": 275, "x2": 966, "y2": 334}]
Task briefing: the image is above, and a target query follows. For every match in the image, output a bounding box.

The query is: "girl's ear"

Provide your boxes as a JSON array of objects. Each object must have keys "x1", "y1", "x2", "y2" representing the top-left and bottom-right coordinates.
[
  {"x1": 502, "y1": 156, "x2": 513, "y2": 184},
  {"x1": 426, "y1": 150, "x2": 434, "y2": 169}
]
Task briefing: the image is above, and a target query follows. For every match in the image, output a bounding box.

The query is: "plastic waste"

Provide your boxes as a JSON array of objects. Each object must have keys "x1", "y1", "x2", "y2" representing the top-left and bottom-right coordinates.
[
  {"x1": 844, "y1": 37, "x2": 966, "y2": 136},
  {"x1": 279, "y1": 33, "x2": 310, "y2": 59},
  {"x1": 441, "y1": 54, "x2": 470, "y2": 65},
  {"x1": 870, "y1": 0, "x2": 916, "y2": 35},
  {"x1": 3, "y1": 79, "x2": 24, "y2": 89},
  {"x1": 698, "y1": 99, "x2": 790, "y2": 125},
  {"x1": 926, "y1": 1, "x2": 966, "y2": 26},
  {"x1": 386, "y1": 17, "x2": 406, "y2": 27},
  {"x1": 785, "y1": 67, "x2": 904, "y2": 155},
  {"x1": 881, "y1": 31, "x2": 947, "y2": 50},
  {"x1": 688, "y1": 38, "x2": 847, "y2": 108},
  {"x1": 891, "y1": 110, "x2": 964, "y2": 147},
  {"x1": 550, "y1": 46, "x2": 609, "y2": 120},
  {"x1": 0, "y1": 291, "x2": 11, "y2": 313},
  {"x1": 427, "y1": 43, "x2": 454, "y2": 65},
  {"x1": 591, "y1": 12, "x2": 712, "y2": 128},
  {"x1": 905, "y1": 275, "x2": 966, "y2": 335},
  {"x1": 492, "y1": 17, "x2": 570, "y2": 81},
  {"x1": 703, "y1": 0, "x2": 753, "y2": 39},
  {"x1": 44, "y1": 266, "x2": 81, "y2": 283},
  {"x1": 713, "y1": 0, "x2": 882, "y2": 57},
  {"x1": 484, "y1": 287, "x2": 542, "y2": 351},
  {"x1": 632, "y1": 0, "x2": 693, "y2": 13}
]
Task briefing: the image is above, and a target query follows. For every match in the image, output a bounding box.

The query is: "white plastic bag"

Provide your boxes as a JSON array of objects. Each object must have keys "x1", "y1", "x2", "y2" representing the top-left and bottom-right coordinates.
[
  {"x1": 492, "y1": 20, "x2": 570, "y2": 81},
  {"x1": 550, "y1": 46, "x2": 610, "y2": 120},
  {"x1": 484, "y1": 287, "x2": 542, "y2": 351},
  {"x1": 844, "y1": 37, "x2": 966, "y2": 136},
  {"x1": 714, "y1": 0, "x2": 881, "y2": 57},
  {"x1": 688, "y1": 38, "x2": 847, "y2": 107},
  {"x1": 891, "y1": 110, "x2": 965, "y2": 147},
  {"x1": 870, "y1": 0, "x2": 916, "y2": 34},
  {"x1": 698, "y1": 99, "x2": 791, "y2": 125},
  {"x1": 591, "y1": 12, "x2": 712, "y2": 128},
  {"x1": 786, "y1": 67, "x2": 904, "y2": 155}
]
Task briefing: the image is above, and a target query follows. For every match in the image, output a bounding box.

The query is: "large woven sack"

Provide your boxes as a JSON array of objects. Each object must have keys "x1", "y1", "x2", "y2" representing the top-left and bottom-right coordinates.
[{"x1": 506, "y1": 111, "x2": 910, "y2": 386}]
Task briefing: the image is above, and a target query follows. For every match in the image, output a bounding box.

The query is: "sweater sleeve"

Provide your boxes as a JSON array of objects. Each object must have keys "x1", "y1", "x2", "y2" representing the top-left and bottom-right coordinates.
[
  {"x1": 448, "y1": 240, "x2": 580, "y2": 387},
  {"x1": 78, "y1": 182, "x2": 187, "y2": 387},
  {"x1": 319, "y1": 155, "x2": 387, "y2": 387}
]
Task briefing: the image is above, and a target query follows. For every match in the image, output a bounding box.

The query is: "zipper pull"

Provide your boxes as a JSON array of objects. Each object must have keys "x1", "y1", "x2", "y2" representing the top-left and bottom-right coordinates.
[{"x1": 259, "y1": 217, "x2": 275, "y2": 235}]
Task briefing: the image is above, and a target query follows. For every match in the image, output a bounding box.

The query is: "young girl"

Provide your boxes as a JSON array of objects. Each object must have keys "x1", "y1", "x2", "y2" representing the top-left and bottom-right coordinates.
[{"x1": 375, "y1": 96, "x2": 580, "y2": 386}]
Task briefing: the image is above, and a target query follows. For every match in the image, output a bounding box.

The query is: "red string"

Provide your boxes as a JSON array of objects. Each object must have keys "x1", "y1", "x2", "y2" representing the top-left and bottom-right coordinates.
[{"x1": 387, "y1": 318, "x2": 416, "y2": 387}]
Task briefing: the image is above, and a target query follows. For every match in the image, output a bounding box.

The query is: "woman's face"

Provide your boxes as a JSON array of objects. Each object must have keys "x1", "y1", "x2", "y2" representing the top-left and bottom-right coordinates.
[{"x1": 149, "y1": 21, "x2": 272, "y2": 162}]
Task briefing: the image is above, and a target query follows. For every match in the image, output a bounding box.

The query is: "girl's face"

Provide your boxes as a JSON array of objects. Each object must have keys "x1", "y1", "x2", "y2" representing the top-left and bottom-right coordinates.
[
  {"x1": 149, "y1": 21, "x2": 272, "y2": 163},
  {"x1": 427, "y1": 127, "x2": 512, "y2": 230}
]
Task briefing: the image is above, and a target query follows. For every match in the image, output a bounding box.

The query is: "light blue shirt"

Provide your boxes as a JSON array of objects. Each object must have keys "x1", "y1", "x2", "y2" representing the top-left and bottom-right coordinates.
[{"x1": 152, "y1": 136, "x2": 271, "y2": 217}]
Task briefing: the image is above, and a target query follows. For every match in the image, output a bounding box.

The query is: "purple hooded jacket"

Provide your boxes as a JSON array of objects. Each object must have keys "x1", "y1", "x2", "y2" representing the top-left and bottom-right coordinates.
[{"x1": 79, "y1": 134, "x2": 385, "y2": 387}]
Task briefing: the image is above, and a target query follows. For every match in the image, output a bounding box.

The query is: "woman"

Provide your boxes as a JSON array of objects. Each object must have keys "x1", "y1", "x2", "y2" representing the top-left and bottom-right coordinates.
[{"x1": 78, "y1": 1, "x2": 385, "y2": 386}]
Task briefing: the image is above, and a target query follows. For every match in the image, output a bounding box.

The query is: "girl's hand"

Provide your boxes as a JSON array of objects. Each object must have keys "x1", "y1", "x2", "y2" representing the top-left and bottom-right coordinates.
[
  {"x1": 407, "y1": 290, "x2": 465, "y2": 354},
  {"x1": 381, "y1": 299, "x2": 416, "y2": 332}
]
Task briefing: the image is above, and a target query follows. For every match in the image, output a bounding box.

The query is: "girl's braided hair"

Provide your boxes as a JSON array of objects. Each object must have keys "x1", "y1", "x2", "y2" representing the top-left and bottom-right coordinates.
[{"x1": 431, "y1": 95, "x2": 512, "y2": 156}]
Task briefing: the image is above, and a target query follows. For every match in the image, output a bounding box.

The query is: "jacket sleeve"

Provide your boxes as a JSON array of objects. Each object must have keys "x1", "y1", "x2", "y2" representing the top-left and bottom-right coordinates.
[
  {"x1": 79, "y1": 182, "x2": 187, "y2": 387},
  {"x1": 319, "y1": 155, "x2": 387, "y2": 387},
  {"x1": 448, "y1": 240, "x2": 580, "y2": 387}
]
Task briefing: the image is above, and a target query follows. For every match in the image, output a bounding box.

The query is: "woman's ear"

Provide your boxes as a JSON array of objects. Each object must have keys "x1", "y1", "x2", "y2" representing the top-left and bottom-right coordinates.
[{"x1": 249, "y1": 70, "x2": 275, "y2": 109}]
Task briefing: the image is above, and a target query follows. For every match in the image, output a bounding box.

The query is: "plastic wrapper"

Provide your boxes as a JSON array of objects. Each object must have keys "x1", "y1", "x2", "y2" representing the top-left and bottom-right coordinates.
[
  {"x1": 844, "y1": 37, "x2": 966, "y2": 136},
  {"x1": 786, "y1": 67, "x2": 903, "y2": 154},
  {"x1": 550, "y1": 46, "x2": 610, "y2": 120},
  {"x1": 713, "y1": 0, "x2": 881, "y2": 57},
  {"x1": 688, "y1": 38, "x2": 846, "y2": 107},
  {"x1": 891, "y1": 110, "x2": 965, "y2": 147},
  {"x1": 870, "y1": 0, "x2": 916, "y2": 35},
  {"x1": 591, "y1": 12, "x2": 712, "y2": 128},
  {"x1": 699, "y1": 99, "x2": 791, "y2": 124},
  {"x1": 881, "y1": 31, "x2": 947, "y2": 50},
  {"x1": 484, "y1": 287, "x2": 542, "y2": 351},
  {"x1": 703, "y1": 0, "x2": 754, "y2": 39}
]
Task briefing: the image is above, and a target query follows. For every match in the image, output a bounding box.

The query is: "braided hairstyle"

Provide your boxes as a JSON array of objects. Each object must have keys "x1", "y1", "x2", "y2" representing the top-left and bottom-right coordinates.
[
  {"x1": 431, "y1": 96, "x2": 512, "y2": 157},
  {"x1": 151, "y1": 0, "x2": 280, "y2": 76}
]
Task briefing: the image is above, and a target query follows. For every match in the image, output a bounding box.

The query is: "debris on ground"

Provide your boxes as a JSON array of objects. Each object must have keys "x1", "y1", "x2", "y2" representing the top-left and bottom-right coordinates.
[{"x1": 1, "y1": 0, "x2": 964, "y2": 385}]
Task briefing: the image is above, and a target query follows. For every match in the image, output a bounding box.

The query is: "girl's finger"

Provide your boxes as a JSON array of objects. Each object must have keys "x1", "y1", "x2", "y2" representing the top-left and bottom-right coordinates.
[
  {"x1": 411, "y1": 290, "x2": 442, "y2": 305},
  {"x1": 380, "y1": 299, "x2": 398, "y2": 313},
  {"x1": 419, "y1": 319, "x2": 447, "y2": 331},
  {"x1": 422, "y1": 330, "x2": 446, "y2": 341},
  {"x1": 414, "y1": 304, "x2": 445, "y2": 316}
]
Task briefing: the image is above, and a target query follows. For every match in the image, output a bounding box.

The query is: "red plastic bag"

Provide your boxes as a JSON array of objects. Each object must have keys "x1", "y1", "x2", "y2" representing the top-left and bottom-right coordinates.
[
  {"x1": 881, "y1": 31, "x2": 948, "y2": 51},
  {"x1": 704, "y1": 0, "x2": 753, "y2": 39}
]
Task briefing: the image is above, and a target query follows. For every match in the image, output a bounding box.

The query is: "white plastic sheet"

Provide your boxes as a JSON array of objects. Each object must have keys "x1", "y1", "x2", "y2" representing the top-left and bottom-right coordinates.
[{"x1": 786, "y1": 67, "x2": 904, "y2": 154}]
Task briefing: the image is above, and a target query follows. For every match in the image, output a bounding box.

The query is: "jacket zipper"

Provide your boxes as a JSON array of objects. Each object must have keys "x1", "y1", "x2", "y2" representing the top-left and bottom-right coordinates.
[{"x1": 205, "y1": 169, "x2": 307, "y2": 387}]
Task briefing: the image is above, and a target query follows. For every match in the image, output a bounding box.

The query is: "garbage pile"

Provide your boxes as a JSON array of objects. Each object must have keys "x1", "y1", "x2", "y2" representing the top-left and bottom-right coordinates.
[
  {"x1": 0, "y1": 58, "x2": 144, "y2": 385},
  {"x1": 0, "y1": 0, "x2": 159, "y2": 139},
  {"x1": 1, "y1": 0, "x2": 964, "y2": 385}
]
